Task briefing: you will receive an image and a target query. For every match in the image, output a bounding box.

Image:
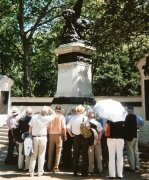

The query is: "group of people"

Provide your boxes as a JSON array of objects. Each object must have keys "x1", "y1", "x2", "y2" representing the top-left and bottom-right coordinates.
[{"x1": 5, "y1": 104, "x2": 144, "y2": 179}]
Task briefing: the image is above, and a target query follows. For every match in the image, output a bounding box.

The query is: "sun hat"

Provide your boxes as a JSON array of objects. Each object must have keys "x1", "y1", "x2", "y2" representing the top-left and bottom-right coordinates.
[
  {"x1": 76, "y1": 105, "x2": 85, "y2": 114},
  {"x1": 11, "y1": 106, "x2": 20, "y2": 116}
]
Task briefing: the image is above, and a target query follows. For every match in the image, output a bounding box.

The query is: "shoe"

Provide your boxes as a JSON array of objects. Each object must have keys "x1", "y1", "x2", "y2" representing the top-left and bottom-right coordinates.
[
  {"x1": 18, "y1": 168, "x2": 23, "y2": 172},
  {"x1": 117, "y1": 177, "x2": 123, "y2": 179},
  {"x1": 29, "y1": 173, "x2": 34, "y2": 177},
  {"x1": 23, "y1": 169, "x2": 29, "y2": 172},
  {"x1": 135, "y1": 167, "x2": 140, "y2": 170},
  {"x1": 88, "y1": 172, "x2": 94, "y2": 176},
  {"x1": 73, "y1": 173, "x2": 79, "y2": 177},
  {"x1": 108, "y1": 177, "x2": 116, "y2": 179},
  {"x1": 81, "y1": 173, "x2": 88, "y2": 177},
  {"x1": 128, "y1": 168, "x2": 135, "y2": 172},
  {"x1": 38, "y1": 173, "x2": 43, "y2": 176},
  {"x1": 48, "y1": 169, "x2": 52, "y2": 172},
  {"x1": 53, "y1": 167, "x2": 60, "y2": 172}
]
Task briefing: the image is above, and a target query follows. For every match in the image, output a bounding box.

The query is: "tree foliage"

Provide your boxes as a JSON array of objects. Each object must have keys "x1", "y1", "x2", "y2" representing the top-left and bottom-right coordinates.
[{"x1": 0, "y1": 0, "x2": 149, "y2": 97}]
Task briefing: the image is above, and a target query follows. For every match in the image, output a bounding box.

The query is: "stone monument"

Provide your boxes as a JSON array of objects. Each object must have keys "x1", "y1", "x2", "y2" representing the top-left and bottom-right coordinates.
[
  {"x1": 0, "y1": 75, "x2": 14, "y2": 127},
  {"x1": 52, "y1": 0, "x2": 95, "y2": 114}
]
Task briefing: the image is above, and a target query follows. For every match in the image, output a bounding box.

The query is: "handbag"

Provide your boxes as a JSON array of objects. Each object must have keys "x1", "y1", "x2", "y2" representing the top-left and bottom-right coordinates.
[
  {"x1": 80, "y1": 118, "x2": 92, "y2": 138},
  {"x1": 105, "y1": 123, "x2": 110, "y2": 137}
]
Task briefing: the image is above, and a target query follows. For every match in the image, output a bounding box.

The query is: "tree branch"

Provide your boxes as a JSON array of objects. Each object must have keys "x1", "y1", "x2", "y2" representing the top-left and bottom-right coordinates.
[
  {"x1": 27, "y1": 4, "x2": 63, "y2": 41},
  {"x1": 17, "y1": 0, "x2": 25, "y2": 40}
]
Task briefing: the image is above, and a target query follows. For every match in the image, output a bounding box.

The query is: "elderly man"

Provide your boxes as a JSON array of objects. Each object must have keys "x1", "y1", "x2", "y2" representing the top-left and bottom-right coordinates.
[
  {"x1": 47, "y1": 105, "x2": 67, "y2": 172},
  {"x1": 29, "y1": 106, "x2": 54, "y2": 177},
  {"x1": 125, "y1": 106, "x2": 140, "y2": 171},
  {"x1": 88, "y1": 111, "x2": 103, "y2": 175},
  {"x1": 16, "y1": 107, "x2": 33, "y2": 171},
  {"x1": 5, "y1": 107, "x2": 20, "y2": 164},
  {"x1": 67, "y1": 104, "x2": 90, "y2": 177}
]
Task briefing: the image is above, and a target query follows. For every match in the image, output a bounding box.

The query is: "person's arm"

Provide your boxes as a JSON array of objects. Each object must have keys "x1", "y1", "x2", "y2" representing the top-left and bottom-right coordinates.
[
  {"x1": 67, "y1": 128, "x2": 75, "y2": 137},
  {"x1": 48, "y1": 107, "x2": 55, "y2": 115},
  {"x1": 29, "y1": 126, "x2": 32, "y2": 135}
]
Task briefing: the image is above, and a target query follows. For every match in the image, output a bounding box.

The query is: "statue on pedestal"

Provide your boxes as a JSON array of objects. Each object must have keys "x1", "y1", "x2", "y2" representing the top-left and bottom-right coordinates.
[{"x1": 60, "y1": 0, "x2": 93, "y2": 45}]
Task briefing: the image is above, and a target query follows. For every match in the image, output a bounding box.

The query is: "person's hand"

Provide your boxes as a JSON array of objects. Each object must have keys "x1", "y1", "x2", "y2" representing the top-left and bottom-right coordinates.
[{"x1": 63, "y1": 136, "x2": 67, "y2": 141}]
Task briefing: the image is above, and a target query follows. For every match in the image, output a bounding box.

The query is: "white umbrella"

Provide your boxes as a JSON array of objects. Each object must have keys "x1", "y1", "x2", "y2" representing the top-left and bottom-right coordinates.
[{"x1": 94, "y1": 99, "x2": 127, "y2": 122}]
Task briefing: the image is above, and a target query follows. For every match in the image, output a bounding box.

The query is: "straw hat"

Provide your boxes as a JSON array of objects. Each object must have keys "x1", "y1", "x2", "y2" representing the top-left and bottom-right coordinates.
[
  {"x1": 11, "y1": 106, "x2": 20, "y2": 116},
  {"x1": 76, "y1": 105, "x2": 85, "y2": 114}
]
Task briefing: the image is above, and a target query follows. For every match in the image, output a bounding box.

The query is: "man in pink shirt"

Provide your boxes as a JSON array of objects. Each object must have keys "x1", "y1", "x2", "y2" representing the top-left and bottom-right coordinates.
[{"x1": 47, "y1": 105, "x2": 67, "y2": 172}]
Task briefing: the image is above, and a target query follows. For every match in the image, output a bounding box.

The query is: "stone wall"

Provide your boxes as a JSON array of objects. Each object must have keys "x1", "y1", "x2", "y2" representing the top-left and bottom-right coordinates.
[{"x1": 0, "y1": 96, "x2": 148, "y2": 146}]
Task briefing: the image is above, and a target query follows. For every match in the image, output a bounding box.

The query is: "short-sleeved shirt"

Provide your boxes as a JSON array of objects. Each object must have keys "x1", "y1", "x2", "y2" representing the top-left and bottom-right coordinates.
[
  {"x1": 67, "y1": 114, "x2": 89, "y2": 135},
  {"x1": 89, "y1": 118, "x2": 103, "y2": 132},
  {"x1": 29, "y1": 114, "x2": 52, "y2": 136},
  {"x1": 48, "y1": 113, "x2": 66, "y2": 135},
  {"x1": 6, "y1": 115, "x2": 17, "y2": 130}
]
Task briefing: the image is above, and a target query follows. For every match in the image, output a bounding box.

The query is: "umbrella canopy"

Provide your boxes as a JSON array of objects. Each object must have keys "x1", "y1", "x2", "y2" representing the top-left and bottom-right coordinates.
[{"x1": 94, "y1": 99, "x2": 127, "y2": 122}]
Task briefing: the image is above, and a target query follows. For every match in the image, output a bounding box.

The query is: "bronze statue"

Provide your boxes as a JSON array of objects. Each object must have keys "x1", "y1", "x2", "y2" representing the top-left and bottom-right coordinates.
[
  {"x1": 142, "y1": 55, "x2": 149, "y2": 77},
  {"x1": 60, "y1": 0, "x2": 93, "y2": 44}
]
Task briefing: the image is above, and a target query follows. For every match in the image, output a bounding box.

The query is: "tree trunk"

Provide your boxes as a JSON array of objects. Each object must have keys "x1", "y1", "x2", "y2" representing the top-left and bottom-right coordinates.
[{"x1": 22, "y1": 41, "x2": 30, "y2": 96}]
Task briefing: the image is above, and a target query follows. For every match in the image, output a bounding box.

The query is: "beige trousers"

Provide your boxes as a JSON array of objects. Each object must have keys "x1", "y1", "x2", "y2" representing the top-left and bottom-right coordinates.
[
  {"x1": 88, "y1": 142, "x2": 103, "y2": 173},
  {"x1": 47, "y1": 134, "x2": 63, "y2": 170},
  {"x1": 29, "y1": 136, "x2": 47, "y2": 174}
]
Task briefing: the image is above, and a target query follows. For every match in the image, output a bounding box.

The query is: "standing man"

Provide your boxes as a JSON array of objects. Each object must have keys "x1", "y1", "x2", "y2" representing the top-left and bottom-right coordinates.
[
  {"x1": 5, "y1": 107, "x2": 20, "y2": 164},
  {"x1": 125, "y1": 106, "x2": 140, "y2": 171},
  {"x1": 62, "y1": 107, "x2": 76, "y2": 170},
  {"x1": 67, "y1": 104, "x2": 90, "y2": 177},
  {"x1": 29, "y1": 106, "x2": 54, "y2": 177},
  {"x1": 16, "y1": 107, "x2": 33, "y2": 171},
  {"x1": 47, "y1": 105, "x2": 67, "y2": 172},
  {"x1": 88, "y1": 111, "x2": 103, "y2": 175}
]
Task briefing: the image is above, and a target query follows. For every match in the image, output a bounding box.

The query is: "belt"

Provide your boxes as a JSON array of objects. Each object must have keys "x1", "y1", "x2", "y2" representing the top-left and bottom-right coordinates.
[{"x1": 32, "y1": 135, "x2": 47, "y2": 137}]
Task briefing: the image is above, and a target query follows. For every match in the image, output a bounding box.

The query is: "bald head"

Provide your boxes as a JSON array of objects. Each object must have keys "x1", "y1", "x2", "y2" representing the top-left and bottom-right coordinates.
[
  {"x1": 41, "y1": 106, "x2": 49, "y2": 116},
  {"x1": 26, "y1": 107, "x2": 33, "y2": 115}
]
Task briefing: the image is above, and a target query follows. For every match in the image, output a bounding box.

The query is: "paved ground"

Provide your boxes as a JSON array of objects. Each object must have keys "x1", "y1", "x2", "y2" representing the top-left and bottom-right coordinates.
[{"x1": 0, "y1": 144, "x2": 149, "y2": 180}]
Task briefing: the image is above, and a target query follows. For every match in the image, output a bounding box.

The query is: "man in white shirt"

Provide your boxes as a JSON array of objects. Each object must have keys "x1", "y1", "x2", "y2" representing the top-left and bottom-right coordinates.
[
  {"x1": 29, "y1": 106, "x2": 54, "y2": 177},
  {"x1": 67, "y1": 105, "x2": 90, "y2": 177}
]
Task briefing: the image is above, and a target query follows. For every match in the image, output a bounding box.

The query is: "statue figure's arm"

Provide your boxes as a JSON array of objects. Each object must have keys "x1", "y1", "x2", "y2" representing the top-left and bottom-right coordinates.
[{"x1": 73, "y1": 0, "x2": 84, "y2": 19}]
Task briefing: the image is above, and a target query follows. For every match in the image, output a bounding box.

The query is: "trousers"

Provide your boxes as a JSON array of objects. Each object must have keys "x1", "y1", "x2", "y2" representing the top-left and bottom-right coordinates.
[
  {"x1": 107, "y1": 138, "x2": 124, "y2": 178},
  {"x1": 126, "y1": 138, "x2": 139, "y2": 170},
  {"x1": 88, "y1": 142, "x2": 103, "y2": 173},
  {"x1": 29, "y1": 136, "x2": 47, "y2": 174},
  {"x1": 48, "y1": 134, "x2": 63, "y2": 170}
]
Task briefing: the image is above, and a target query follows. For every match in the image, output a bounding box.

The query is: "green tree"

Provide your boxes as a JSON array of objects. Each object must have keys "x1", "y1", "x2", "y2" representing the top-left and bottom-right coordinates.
[{"x1": 90, "y1": 0, "x2": 149, "y2": 95}]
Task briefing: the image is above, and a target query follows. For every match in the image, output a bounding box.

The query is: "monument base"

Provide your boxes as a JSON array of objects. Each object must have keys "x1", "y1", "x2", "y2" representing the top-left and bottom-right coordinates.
[{"x1": 52, "y1": 42, "x2": 96, "y2": 114}]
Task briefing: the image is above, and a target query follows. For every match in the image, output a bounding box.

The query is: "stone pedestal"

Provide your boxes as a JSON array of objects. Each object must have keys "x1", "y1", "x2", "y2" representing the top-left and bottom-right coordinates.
[
  {"x1": 0, "y1": 75, "x2": 14, "y2": 127},
  {"x1": 52, "y1": 42, "x2": 96, "y2": 114}
]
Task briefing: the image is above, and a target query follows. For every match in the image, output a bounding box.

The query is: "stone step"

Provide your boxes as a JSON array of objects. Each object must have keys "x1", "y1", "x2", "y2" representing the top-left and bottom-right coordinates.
[
  {"x1": 0, "y1": 139, "x2": 8, "y2": 145},
  {"x1": 0, "y1": 131, "x2": 8, "y2": 135},
  {"x1": 0, "y1": 126, "x2": 9, "y2": 145},
  {"x1": 0, "y1": 136, "x2": 8, "y2": 142}
]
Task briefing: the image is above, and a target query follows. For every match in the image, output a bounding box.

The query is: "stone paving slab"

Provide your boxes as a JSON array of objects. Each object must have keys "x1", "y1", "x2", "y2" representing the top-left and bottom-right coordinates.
[{"x1": 0, "y1": 144, "x2": 149, "y2": 180}]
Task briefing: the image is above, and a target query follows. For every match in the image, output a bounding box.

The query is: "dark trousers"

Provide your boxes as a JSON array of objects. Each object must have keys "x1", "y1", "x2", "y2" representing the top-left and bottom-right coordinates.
[
  {"x1": 101, "y1": 135, "x2": 109, "y2": 164},
  {"x1": 73, "y1": 134, "x2": 90, "y2": 175},
  {"x1": 62, "y1": 133, "x2": 73, "y2": 169},
  {"x1": 5, "y1": 130, "x2": 16, "y2": 163}
]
